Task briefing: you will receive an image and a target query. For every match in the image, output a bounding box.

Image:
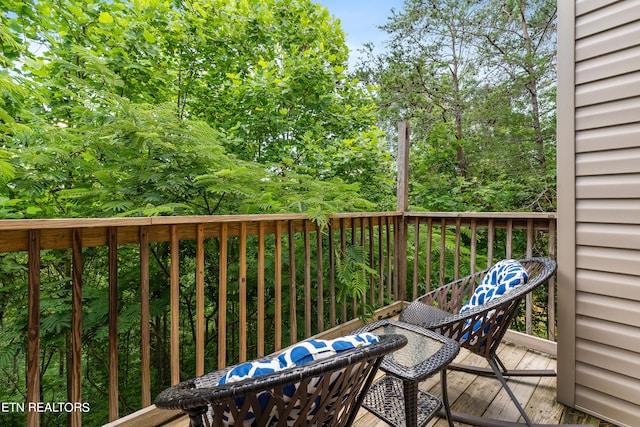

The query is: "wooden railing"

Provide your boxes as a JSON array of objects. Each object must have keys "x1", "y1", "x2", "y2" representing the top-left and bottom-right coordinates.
[
  {"x1": 0, "y1": 213, "x2": 401, "y2": 426},
  {"x1": 0, "y1": 211, "x2": 556, "y2": 426},
  {"x1": 404, "y1": 212, "x2": 557, "y2": 341}
]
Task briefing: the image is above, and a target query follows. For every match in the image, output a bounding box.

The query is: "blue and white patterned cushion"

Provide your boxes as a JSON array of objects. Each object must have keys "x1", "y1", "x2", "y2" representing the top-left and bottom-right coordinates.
[
  {"x1": 459, "y1": 260, "x2": 528, "y2": 343},
  {"x1": 210, "y1": 333, "x2": 380, "y2": 426},
  {"x1": 460, "y1": 259, "x2": 528, "y2": 314},
  {"x1": 218, "y1": 332, "x2": 380, "y2": 385}
]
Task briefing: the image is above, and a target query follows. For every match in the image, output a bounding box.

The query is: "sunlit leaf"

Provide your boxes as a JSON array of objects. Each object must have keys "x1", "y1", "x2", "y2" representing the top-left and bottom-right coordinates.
[{"x1": 98, "y1": 11, "x2": 114, "y2": 24}]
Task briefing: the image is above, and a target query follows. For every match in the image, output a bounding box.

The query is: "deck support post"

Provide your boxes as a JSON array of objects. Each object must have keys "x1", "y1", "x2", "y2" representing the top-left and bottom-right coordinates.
[{"x1": 396, "y1": 121, "x2": 410, "y2": 301}]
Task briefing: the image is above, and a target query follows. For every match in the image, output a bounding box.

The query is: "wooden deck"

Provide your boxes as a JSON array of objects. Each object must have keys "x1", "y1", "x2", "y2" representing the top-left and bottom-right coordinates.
[
  {"x1": 151, "y1": 340, "x2": 610, "y2": 427},
  {"x1": 354, "y1": 341, "x2": 609, "y2": 427}
]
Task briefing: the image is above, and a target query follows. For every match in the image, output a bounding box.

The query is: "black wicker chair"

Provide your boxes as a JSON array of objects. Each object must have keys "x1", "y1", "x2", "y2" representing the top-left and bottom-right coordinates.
[
  {"x1": 155, "y1": 334, "x2": 407, "y2": 427},
  {"x1": 399, "y1": 257, "x2": 559, "y2": 427}
]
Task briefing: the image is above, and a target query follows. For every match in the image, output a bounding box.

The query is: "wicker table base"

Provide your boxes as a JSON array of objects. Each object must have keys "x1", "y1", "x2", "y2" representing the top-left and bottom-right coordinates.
[
  {"x1": 355, "y1": 319, "x2": 460, "y2": 427},
  {"x1": 363, "y1": 376, "x2": 442, "y2": 427}
]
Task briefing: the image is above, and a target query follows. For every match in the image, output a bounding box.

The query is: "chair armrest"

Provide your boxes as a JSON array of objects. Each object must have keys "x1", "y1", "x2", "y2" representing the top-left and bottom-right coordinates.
[{"x1": 399, "y1": 301, "x2": 451, "y2": 328}]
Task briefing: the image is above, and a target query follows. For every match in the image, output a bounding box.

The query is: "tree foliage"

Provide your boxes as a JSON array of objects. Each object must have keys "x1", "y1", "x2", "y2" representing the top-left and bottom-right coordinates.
[
  {"x1": 357, "y1": 0, "x2": 557, "y2": 212},
  {"x1": 1, "y1": 1, "x2": 395, "y2": 424},
  {"x1": 1, "y1": 0, "x2": 394, "y2": 220}
]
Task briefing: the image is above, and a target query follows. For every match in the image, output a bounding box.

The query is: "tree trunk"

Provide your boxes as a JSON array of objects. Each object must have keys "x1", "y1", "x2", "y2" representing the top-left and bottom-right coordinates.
[{"x1": 517, "y1": 0, "x2": 546, "y2": 166}]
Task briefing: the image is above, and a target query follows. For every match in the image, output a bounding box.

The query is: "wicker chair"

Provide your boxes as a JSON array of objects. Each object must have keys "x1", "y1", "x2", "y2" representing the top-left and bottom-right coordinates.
[
  {"x1": 154, "y1": 334, "x2": 407, "y2": 427},
  {"x1": 399, "y1": 257, "x2": 558, "y2": 427}
]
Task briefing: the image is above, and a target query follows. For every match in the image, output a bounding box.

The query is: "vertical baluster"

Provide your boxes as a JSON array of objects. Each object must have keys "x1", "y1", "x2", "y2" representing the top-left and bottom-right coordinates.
[
  {"x1": 304, "y1": 220, "x2": 312, "y2": 338},
  {"x1": 386, "y1": 216, "x2": 392, "y2": 300},
  {"x1": 368, "y1": 218, "x2": 375, "y2": 306},
  {"x1": 288, "y1": 221, "x2": 297, "y2": 344},
  {"x1": 506, "y1": 219, "x2": 513, "y2": 259},
  {"x1": 548, "y1": 218, "x2": 557, "y2": 341},
  {"x1": 27, "y1": 230, "x2": 40, "y2": 427},
  {"x1": 413, "y1": 217, "x2": 420, "y2": 300},
  {"x1": 169, "y1": 226, "x2": 179, "y2": 385},
  {"x1": 454, "y1": 218, "x2": 461, "y2": 280},
  {"x1": 439, "y1": 218, "x2": 446, "y2": 287},
  {"x1": 378, "y1": 218, "x2": 384, "y2": 306},
  {"x1": 316, "y1": 222, "x2": 324, "y2": 334},
  {"x1": 351, "y1": 218, "x2": 358, "y2": 318},
  {"x1": 470, "y1": 219, "x2": 477, "y2": 275},
  {"x1": 526, "y1": 219, "x2": 534, "y2": 335},
  {"x1": 108, "y1": 228, "x2": 119, "y2": 419},
  {"x1": 139, "y1": 226, "x2": 151, "y2": 407},
  {"x1": 71, "y1": 229, "x2": 83, "y2": 426},
  {"x1": 340, "y1": 218, "x2": 347, "y2": 322},
  {"x1": 426, "y1": 217, "x2": 433, "y2": 292},
  {"x1": 215, "y1": 224, "x2": 224, "y2": 369},
  {"x1": 359, "y1": 218, "x2": 366, "y2": 316},
  {"x1": 328, "y1": 220, "x2": 336, "y2": 328},
  {"x1": 393, "y1": 215, "x2": 401, "y2": 299},
  {"x1": 487, "y1": 219, "x2": 495, "y2": 267},
  {"x1": 274, "y1": 221, "x2": 282, "y2": 351},
  {"x1": 257, "y1": 222, "x2": 266, "y2": 357},
  {"x1": 359, "y1": 218, "x2": 366, "y2": 315},
  {"x1": 239, "y1": 223, "x2": 247, "y2": 362}
]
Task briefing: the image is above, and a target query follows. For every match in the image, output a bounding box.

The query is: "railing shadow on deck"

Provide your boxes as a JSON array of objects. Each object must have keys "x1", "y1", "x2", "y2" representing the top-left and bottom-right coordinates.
[{"x1": 0, "y1": 211, "x2": 556, "y2": 426}]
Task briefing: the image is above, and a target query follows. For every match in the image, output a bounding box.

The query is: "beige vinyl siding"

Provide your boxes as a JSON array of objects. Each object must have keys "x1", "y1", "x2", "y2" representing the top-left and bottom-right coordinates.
[
  {"x1": 575, "y1": 97, "x2": 640, "y2": 129},
  {"x1": 573, "y1": 387, "x2": 640, "y2": 427},
  {"x1": 577, "y1": 199, "x2": 640, "y2": 223},
  {"x1": 558, "y1": 1, "x2": 640, "y2": 426},
  {"x1": 576, "y1": 122, "x2": 640, "y2": 152},
  {"x1": 577, "y1": 149, "x2": 640, "y2": 176}
]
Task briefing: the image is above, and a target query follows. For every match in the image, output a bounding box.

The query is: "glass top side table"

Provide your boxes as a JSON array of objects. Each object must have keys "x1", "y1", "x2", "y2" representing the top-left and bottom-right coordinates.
[{"x1": 356, "y1": 319, "x2": 460, "y2": 427}]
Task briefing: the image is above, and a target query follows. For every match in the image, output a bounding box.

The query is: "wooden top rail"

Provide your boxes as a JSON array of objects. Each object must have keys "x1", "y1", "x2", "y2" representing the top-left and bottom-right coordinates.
[
  {"x1": 0, "y1": 211, "x2": 552, "y2": 232},
  {"x1": 0, "y1": 211, "x2": 403, "y2": 231},
  {"x1": 405, "y1": 212, "x2": 557, "y2": 230},
  {"x1": 0, "y1": 212, "x2": 403, "y2": 252},
  {"x1": 405, "y1": 212, "x2": 556, "y2": 219}
]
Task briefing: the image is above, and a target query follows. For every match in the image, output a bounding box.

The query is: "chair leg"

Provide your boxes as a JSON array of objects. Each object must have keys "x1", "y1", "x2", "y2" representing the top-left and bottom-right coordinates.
[
  {"x1": 440, "y1": 369, "x2": 454, "y2": 427},
  {"x1": 185, "y1": 406, "x2": 207, "y2": 427},
  {"x1": 487, "y1": 357, "x2": 534, "y2": 427},
  {"x1": 495, "y1": 354, "x2": 509, "y2": 373}
]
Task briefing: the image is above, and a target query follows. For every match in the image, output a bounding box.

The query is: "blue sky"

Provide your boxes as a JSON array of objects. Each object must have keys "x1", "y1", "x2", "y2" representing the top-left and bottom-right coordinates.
[{"x1": 314, "y1": 0, "x2": 405, "y2": 67}]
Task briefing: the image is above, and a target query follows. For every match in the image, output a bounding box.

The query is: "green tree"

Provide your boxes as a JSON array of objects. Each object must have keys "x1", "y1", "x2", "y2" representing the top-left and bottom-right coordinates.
[
  {"x1": 359, "y1": 0, "x2": 479, "y2": 175},
  {"x1": 357, "y1": 0, "x2": 557, "y2": 212},
  {"x1": 1, "y1": 0, "x2": 394, "y2": 219},
  {"x1": 0, "y1": 2, "x2": 395, "y2": 425},
  {"x1": 472, "y1": 0, "x2": 557, "y2": 209}
]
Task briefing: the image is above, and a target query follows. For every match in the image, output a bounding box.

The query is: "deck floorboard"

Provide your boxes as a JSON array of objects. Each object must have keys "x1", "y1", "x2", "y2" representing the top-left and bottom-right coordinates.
[{"x1": 350, "y1": 341, "x2": 611, "y2": 427}]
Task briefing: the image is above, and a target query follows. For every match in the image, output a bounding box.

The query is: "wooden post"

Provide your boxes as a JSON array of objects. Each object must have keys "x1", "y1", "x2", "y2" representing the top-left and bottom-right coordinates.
[
  {"x1": 397, "y1": 121, "x2": 410, "y2": 212},
  {"x1": 396, "y1": 121, "x2": 410, "y2": 301}
]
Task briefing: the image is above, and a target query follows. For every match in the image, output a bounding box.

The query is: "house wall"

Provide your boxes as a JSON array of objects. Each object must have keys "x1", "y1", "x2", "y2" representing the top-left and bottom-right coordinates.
[{"x1": 558, "y1": 1, "x2": 640, "y2": 426}]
